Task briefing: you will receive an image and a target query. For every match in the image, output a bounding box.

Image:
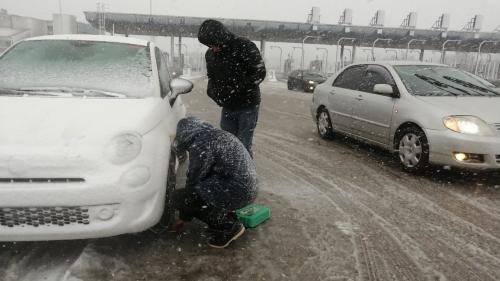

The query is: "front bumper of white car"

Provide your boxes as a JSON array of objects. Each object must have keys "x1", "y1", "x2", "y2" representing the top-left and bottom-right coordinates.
[
  {"x1": 0, "y1": 141, "x2": 170, "y2": 241},
  {"x1": 427, "y1": 128, "x2": 500, "y2": 170}
]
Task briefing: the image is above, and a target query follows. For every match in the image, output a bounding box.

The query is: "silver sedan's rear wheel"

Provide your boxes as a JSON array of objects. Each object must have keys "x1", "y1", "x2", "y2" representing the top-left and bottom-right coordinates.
[
  {"x1": 317, "y1": 108, "x2": 333, "y2": 139},
  {"x1": 396, "y1": 126, "x2": 429, "y2": 172}
]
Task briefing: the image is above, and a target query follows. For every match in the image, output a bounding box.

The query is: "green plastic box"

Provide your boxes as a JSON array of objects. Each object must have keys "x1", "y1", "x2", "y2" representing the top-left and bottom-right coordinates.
[{"x1": 236, "y1": 204, "x2": 271, "y2": 228}]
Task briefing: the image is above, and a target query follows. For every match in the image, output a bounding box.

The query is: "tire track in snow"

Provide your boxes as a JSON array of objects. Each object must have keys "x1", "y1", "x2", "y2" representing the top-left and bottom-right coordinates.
[
  {"x1": 258, "y1": 133, "x2": 498, "y2": 278},
  {"x1": 258, "y1": 132, "x2": 500, "y2": 280},
  {"x1": 259, "y1": 143, "x2": 439, "y2": 281}
]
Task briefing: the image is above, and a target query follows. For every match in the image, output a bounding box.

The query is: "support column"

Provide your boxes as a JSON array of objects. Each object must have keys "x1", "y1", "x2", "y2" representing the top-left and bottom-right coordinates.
[
  {"x1": 260, "y1": 39, "x2": 266, "y2": 62},
  {"x1": 419, "y1": 48, "x2": 425, "y2": 62},
  {"x1": 178, "y1": 35, "x2": 183, "y2": 69},
  {"x1": 340, "y1": 44, "x2": 345, "y2": 69},
  {"x1": 170, "y1": 36, "x2": 175, "y2": 65},
  {"x1": 352, "y1": 44, "x2": 357, "y2": 63}
]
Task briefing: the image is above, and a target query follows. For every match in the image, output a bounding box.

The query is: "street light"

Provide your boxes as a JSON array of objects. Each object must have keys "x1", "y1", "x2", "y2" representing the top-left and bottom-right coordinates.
[
  {"x1": 475, "y1": 40, "x2": 498, "y2": 75},
  {"x1": 316, "y1": 47, "x2": 328, "y2": 74},
  {"x1": 372, "y1": 38, "x2": 392, "y2": 61},
  {"x1": 360, "y1": 48, "x2": 372, "y2": 61},
  {"x1": 385, "y1": 49, "x2": 398, "y2": 60},
  {"x1": 343, "y1": 49, "x2": 352, "y2": 66},
  {"x1": 301, "y1": 35, "x2": 322, "y2": 70},
  {"x1": 335, "y1": 37, "x2": 356, "y2": 71},
  {"x1": 406, "y1": 39, "x2": 426, "y2": 60},
  {"x1": 176, "y1": 43, "x2": 188, "y2": 67},
  {"x1": 440, "y1": 40, "x2": 461, "y2": 64},
  {"x1": 292, "y1": 47, "x2": 303, "y2": 69},
  {"x1": 270, "y1": 46, "x2": 283, "y2": 73}
]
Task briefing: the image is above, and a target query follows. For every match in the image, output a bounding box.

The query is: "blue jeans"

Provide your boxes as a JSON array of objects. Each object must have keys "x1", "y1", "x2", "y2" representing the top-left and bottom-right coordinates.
[{"x1": 220, "y1": 105, "x2": 259, "y2": 156}]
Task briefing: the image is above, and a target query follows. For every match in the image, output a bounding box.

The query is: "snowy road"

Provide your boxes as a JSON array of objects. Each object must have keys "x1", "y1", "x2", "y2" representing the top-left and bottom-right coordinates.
[{"x1": 1, "y1": 79, "x2": 500, "y2": 281}]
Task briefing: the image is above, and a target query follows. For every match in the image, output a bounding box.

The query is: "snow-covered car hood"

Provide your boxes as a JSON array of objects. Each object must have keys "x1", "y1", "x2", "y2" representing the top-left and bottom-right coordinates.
[
  {"x1": 0, "y1": 97, "x2": 166, "y2": 147},
  {"x1": 415, "y1": 96, "x2": 500, "y2": 124}
]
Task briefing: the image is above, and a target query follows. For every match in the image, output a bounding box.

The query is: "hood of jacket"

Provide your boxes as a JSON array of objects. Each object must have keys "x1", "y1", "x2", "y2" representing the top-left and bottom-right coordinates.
[
  {"x1": 198, "y1": 19, "x2": 235, "y2": 47},
  {"x1": 175, "y1": 117, "x2": 214, "y2": 153}
]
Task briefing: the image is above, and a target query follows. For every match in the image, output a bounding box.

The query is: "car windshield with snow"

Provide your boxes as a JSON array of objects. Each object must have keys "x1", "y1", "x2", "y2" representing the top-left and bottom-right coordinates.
[{"x1": 0, "y1": 38, "x2": 153, "y2": 98}]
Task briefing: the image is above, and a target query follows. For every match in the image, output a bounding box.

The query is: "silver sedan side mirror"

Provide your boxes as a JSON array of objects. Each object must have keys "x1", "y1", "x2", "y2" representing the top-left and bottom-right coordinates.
[{"x1": 373, "y1": 84, "x2": 394, "y2": 95}]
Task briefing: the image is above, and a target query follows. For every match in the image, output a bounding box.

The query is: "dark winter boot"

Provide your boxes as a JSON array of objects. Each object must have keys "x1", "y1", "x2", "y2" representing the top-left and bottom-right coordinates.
[{"x1": 207, "y1": 223, "x2": 245, "y2": 249}]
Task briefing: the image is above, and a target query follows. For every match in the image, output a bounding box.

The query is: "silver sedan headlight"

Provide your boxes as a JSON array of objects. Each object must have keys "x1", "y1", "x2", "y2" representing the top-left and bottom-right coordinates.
[{"x1": 443, "y1": 116, "x2": 494, "y2": 136}]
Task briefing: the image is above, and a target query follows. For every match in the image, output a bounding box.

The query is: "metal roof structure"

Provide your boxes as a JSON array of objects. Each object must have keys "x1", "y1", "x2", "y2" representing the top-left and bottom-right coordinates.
[{"x1": 84, "y1": 11, "x2": 500, "y2": 53}]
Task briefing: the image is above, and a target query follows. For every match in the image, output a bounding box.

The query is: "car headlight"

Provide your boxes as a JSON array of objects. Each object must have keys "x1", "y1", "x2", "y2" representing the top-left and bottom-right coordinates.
[
  {"x1": 443, "y1": 116, "x2": 494, "y2": 136},
  {"x1": 308, "y1": 81, "x2": 315, "y2": 84},
  {"x1": 104, "y1": 133, "x2": 142, "y2": 165}
]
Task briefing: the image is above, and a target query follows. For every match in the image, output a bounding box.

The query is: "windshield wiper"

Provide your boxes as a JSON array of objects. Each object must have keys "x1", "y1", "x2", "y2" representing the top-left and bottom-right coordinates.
[
  {"x1": 442, "y1": 76, "x2": 500, "y2": 96},
  {"x1": 19, "y1": 87, "x2": 126, "y2": 98},
  {"x1": 414, "y1": 74, "x2": 472, "y2": 96},
  {"x1": 74, "y1": 89, "x2": 127, "y2": 98},
  {"x1": 0, "y1": 87, "x2": 63, "y2": 97}
]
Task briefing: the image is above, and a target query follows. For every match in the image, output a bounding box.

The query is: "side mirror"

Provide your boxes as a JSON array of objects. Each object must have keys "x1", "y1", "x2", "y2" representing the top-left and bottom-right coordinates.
[
  {"x1": 168, "y1": 78, "x2": 193, "y2": 106},
  {"x1": 170, "y1": 78, "x2": 193, "y2": 96},
  {"x1": 373, "y1": 84, "x2": 394, "y2": 95}
]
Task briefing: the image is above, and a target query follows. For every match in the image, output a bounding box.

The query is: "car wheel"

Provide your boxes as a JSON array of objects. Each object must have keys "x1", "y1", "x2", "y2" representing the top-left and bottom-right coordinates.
[
  {"x1": 396, "y1": 126, "x2": 430, "y2": 172},
  {"x1": 317, "y1": 108, "x2": 334, "y2": 139},
  {"x1": 149, "y1": 151, "x2": 177, "y2": 234},
  {"x1": 287, "y1": 81, "x2": 293, "y2": 90}
]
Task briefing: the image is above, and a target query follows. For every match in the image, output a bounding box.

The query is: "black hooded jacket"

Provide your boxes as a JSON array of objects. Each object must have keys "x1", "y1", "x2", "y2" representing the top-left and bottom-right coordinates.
[
  {"x1": 198, "y1": 19, "x2": 267, "y2": 110},
  {"x1": 174, "y1": 117, "x2": 258, "y2": 210}
]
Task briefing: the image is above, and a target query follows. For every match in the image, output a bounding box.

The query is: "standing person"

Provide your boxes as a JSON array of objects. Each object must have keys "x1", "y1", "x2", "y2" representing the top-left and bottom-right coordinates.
[
  {"x1": 198, "y1": 19, "x2": 266, "y2": 156},
  {"x1": 172, "y1": 117, "x2": 258, "y2": 248}
]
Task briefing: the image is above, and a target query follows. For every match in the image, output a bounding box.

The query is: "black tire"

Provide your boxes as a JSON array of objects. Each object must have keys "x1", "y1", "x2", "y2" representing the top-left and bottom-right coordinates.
[
  {"x1": 287, "y1": 81, "x2": 293, "y2": 90},
  {"x1": 149, "y1": 151, "x2": 177, "y2": 234},
  {"x1": 316, "y1": 108, "x2": 334, "y2": 139},
  {"x1": 395, "y1": 126, "x2": 430, "y2": 173}
]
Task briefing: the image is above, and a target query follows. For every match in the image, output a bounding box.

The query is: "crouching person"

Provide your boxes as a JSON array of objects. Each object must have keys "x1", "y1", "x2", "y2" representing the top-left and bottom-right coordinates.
[{"x1": 172, "y1": 117, "x2": 258, "y2": 248}]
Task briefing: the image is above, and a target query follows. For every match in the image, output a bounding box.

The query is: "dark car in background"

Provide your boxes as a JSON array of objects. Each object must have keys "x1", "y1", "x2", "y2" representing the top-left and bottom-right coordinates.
[{"x1": 287, "y1": 70, "x2": 327, "y2": 92}]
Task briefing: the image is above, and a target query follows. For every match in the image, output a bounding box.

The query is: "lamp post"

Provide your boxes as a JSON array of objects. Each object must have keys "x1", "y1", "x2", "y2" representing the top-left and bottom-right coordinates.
[
  {"x1": 176, "y1": 43, "x2": 188, "y2": 67},
  {"x1": 270, "y1": 46, "x2": 283, "y2": 73},
  {"x1": 292, "y1": 47, "x2": 303, "y2": 69},
  {"x1": 371, "y1": 38, "x2": 391, "y2": 61},
  {"x1": 474, "y1": 40, "x2": 498, "y2": 75},
  {"x1": 335, "y1": 37, "x2": 355, "y2": 71},
  {"x1": 316, "y1": 47, "x2": 328, "y2": 74},
  {"x1": 385, "y1": 49, "x2": 398, "y2": 60},
  {"x1": 361, "y1": 48, "x2": 371, "y2": 61},
  {"x1": 406, "y1": 39, "x2": 426, "y2": 60},
  {"x1": 440, "y1": 40, "x2": 461, "y2": 64},
  {"x1": 301, "y1": 35, "x2": 322, "y2": 70},
  {"x1": 343, "y1": 49, "x2": 352, "y2": 67}
]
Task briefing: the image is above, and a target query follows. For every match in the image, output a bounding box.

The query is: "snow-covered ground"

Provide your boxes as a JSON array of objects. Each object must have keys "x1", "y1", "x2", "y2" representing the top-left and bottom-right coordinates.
[{"x1": 1, "y1": 79, "x2": 500, "y2": 281}]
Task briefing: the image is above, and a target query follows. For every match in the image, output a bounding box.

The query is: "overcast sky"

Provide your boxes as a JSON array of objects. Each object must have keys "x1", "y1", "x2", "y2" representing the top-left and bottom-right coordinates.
[{"x1": 2, "y1": 0, "x2": 500, "y2": 31}]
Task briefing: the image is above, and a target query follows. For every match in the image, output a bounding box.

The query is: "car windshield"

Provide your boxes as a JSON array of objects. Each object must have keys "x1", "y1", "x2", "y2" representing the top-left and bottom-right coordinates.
[
  {"x1": 0, "y1": 40, "x2": 153, "y2": 98},
  {"x1": 394, "y1": 65, "x2": 500, "y2": 97}
]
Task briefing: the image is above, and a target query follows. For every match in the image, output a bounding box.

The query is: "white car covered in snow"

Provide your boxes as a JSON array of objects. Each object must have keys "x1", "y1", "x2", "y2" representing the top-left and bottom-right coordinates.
[{"x1": 0, "y1": 35, "x2": 193, "y2": 241}]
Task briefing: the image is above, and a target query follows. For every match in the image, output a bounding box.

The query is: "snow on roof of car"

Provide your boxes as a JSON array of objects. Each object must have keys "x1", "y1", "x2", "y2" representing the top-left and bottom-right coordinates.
[{"x1": 23, "y1": 34, "x2": 149, "y2": 46}]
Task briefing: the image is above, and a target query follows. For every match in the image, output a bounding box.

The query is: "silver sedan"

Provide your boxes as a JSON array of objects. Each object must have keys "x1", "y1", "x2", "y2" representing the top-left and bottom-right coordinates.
[{"x1": 311, "y1": 61, "x2": 500, "y2": 172}]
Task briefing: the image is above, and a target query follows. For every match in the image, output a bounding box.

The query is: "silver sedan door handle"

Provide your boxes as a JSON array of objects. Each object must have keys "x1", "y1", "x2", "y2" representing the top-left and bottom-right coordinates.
[{"x1": 355, "y1": 95, "x2": 364, "y2": 101}]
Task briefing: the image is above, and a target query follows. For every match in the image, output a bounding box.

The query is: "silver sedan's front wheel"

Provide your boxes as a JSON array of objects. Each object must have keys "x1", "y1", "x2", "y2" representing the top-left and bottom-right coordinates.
[
  {"x1": 317, "y1": 109, "x2": 333, "y2": 139},
  {"x1": 396, "y1": 126, "x2": 429, "y2": 172}
]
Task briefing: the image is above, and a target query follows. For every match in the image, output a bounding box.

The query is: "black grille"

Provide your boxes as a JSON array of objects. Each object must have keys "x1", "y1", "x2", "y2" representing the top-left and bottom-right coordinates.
[
  {"x1": 0, "y1": 178, "x2": 85, "y2": 183},
  {"x1": 494, "y1": 124, "x2": 500, "y2": 131},
  {"x1": 0, "y1": 207, "x2": 90, "y2": 227},
  {"x1": 496, "y1": 155, "x2": 500, "y2": 164}
]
